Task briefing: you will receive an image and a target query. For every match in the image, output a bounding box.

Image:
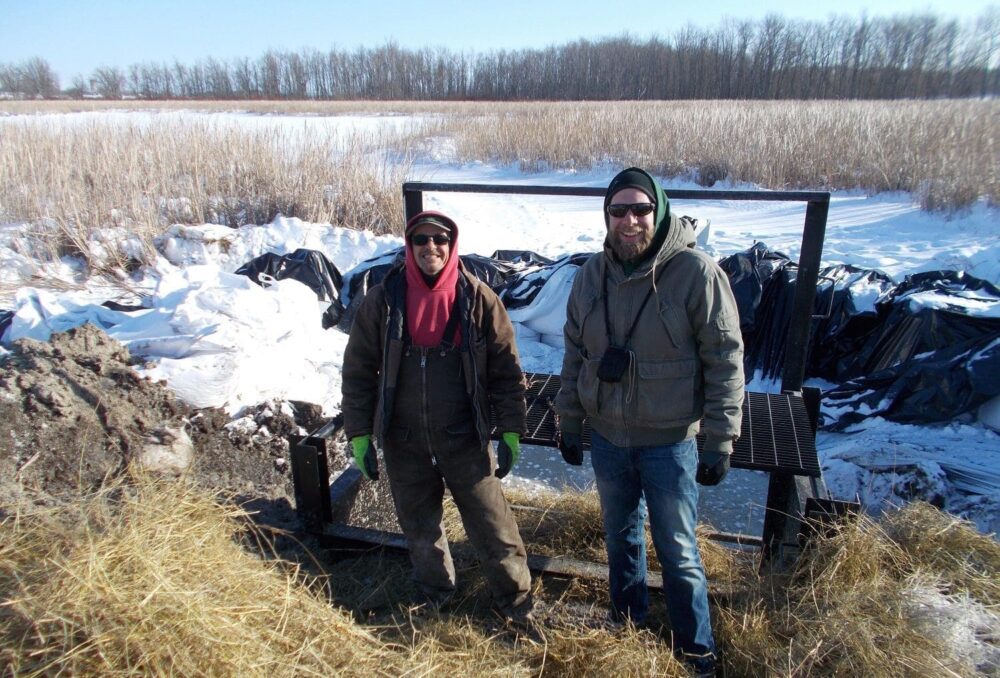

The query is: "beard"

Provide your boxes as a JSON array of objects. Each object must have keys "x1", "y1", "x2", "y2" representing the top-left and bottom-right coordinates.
[{"x1": 609, "y1": 228, "x2": 654, "y2": 263}]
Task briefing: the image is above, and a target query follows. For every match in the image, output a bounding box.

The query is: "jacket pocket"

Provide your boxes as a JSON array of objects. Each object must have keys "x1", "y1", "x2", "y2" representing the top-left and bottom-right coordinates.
[
  {"x1": 577, "y1": 357, "x2": 604, "y2": 417},
  {"x1": 656, "y1": 301, "x2": 688, "y2": 351},
  {"x1": 633, "y1": 358, "x2": 698, "y2": 426}
]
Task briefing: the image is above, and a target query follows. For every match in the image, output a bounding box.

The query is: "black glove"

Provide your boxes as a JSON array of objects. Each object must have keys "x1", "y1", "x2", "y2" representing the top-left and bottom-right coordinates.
[
  {"x1": 696, "y1": 450, "x2": 730, "y2": 486},
  {"x1": 558, "y1": 431, "x2": 584, "y2": 466}
]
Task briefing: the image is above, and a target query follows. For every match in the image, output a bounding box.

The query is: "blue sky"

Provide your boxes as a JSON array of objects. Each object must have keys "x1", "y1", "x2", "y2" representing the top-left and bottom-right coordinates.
[{"x1": 0, "y1": 0, "x2": 995, "y2": 81}]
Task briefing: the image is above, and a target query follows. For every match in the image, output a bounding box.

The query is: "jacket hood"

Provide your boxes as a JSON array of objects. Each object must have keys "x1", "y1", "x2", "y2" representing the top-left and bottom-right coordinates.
[
  {"x1": 404, "y1": 210, "x2": 460, "y2": 288},
  {"x1": 603, "y1": 168, "x2": 688, "y2": 274}
]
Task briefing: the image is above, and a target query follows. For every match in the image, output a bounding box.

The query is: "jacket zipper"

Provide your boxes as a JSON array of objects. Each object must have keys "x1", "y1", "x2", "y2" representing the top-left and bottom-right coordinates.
[
  {"x1": 613, "y1": 274, "x2": 631, "y2": 447},
  {"x1": 377, "y1": 297, "x2": 393, "y2": 441},
  {"x1": 419, "y1": 348, "x2": 436, "y2": 460}
]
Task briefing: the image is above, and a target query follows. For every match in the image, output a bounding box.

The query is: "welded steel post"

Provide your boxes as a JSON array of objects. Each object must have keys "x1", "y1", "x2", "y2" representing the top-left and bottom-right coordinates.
[
  {"x1": 403, "y1": 183, "x2": 424, "y2": 223},
  {"x1": 779, "y1": 197, "x2": 829, "y2": 393}
]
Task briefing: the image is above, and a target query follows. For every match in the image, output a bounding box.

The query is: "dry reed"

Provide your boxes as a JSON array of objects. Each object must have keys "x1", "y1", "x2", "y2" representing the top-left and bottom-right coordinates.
[
  {"x1": 0, "y1": 113, "x2": 415, "y2": 276},
  {"x1": 0, "y1": 472, "x2": 390, "y2": 676},
  {"x1": 445, "y1": 99, "x2": 999, "y2": 212},
  {"x1": 2, "y1": 99, "x2": 993, "y2": 284}
]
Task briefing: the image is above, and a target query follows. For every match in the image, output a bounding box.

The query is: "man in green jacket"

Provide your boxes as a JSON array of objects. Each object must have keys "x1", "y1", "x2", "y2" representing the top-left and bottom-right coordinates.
[
  {"x1": 341, "y1": 211, "x2": 533, "y2": 625},
  {"x1": 555, "y1": 168, "x2": 744, "y2": 674}
]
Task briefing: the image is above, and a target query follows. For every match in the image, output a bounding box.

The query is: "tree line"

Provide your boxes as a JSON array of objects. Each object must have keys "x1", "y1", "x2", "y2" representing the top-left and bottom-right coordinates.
[{"x1": 3, "y1": 11, "x2": 998, "y2": 100}]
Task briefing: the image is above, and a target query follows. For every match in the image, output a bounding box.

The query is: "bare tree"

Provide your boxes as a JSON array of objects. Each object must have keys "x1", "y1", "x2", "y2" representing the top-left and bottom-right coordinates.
[
  {"x1": 91, "y1": 66, "x2": 126, "y2": 98},
  {"x1": 22, "y1": 8, "x2": 995, "y2": 102},
  {"x1": 0, "y1": 57, "x2": 59, "y2": 97}
]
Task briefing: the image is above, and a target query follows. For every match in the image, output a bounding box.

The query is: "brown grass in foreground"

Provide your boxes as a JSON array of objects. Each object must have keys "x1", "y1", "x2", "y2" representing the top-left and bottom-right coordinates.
[{"x1": 1, "y1": 474, "x2": 996, "y2": 676}]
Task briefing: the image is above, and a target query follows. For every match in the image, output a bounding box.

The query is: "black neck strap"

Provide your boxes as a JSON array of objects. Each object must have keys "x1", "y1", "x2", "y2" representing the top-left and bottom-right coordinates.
[{"x1": 603, "y1": 259, "x2": 670, "y2": 348}]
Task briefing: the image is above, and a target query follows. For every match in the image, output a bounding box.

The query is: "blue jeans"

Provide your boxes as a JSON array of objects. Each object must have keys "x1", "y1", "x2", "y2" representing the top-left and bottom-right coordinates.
[{"x1": 590, "y1": 430, "x2": 716, "y2": 658}]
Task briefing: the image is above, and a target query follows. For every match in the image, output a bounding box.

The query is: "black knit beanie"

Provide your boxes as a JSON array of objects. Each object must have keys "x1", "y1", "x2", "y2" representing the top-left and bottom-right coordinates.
[
  {"x1": 603, "y1": 167, "x2": 672, "y2": 273},
  {"x1": 603, "y1": 167, "x2": 659, "y2": 224}
]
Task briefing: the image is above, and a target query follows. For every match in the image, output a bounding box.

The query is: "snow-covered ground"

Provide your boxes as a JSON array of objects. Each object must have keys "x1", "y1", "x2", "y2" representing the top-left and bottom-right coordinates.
[{"x1": 2, "y1": 110, "x2": 998, "y2": 537}]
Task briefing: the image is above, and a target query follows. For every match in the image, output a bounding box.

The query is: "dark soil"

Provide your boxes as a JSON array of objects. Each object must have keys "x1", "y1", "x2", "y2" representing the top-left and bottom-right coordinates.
[{"x1": 0, "y1": 323, "x2": 348, "y2": 522}]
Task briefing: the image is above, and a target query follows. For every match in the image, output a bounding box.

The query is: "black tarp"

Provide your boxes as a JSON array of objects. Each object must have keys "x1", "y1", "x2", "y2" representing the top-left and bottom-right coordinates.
[
  {"x1": 497, "y1": 253, "x2": 593, "y2": 311},
  {"x1": 337, "y1": 247, "x2": 533, "y2": 331},
  {"x1": 0, "y1": 309, "x2": 12, "y2": 343},
  {"x1": 235, "y1": 248, "x2": 345, "y2": 328},
  {"x1": 816, "y1": 272, "x2": 1000, "y2": 427},
  {"x1": 718, "y1": 243, "x2": 797, "y2": 380},
  {"x1": 719, "y1": 243, "x2": 794, "y2": 333},
  {"x1": 836, "y1": 271, "x2": 1000, "y2": 378},
  {"x1": 807, "y1": 265, "x2": 896, "y2": 381},
  {"x1": 822, "y1": 333, "x2": 1000, "y2": 429},
  {"x1": 712, "y1": 247, "x2": 1000, "y2": 426},
  {"x1": 491, "y1": 250, "x2": 556, "y2": 267}
]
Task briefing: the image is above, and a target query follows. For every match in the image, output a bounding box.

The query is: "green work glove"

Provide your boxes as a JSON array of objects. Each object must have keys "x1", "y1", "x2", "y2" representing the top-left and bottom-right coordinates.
[
  {"x1": 351, "y1": 435, "x2": 379, "y2": 481},
  {"x1": 495, "y1": 432, "x2": 520, "y2": 479},
  {"x1": 696, "y1": 450, "x2": 730, "y2": 486}
]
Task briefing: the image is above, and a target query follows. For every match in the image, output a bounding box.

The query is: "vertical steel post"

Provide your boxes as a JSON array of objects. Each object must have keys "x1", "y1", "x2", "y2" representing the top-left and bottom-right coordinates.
[
  {"x1": 403, "y1": 182, "x2": 424, "y2": 224},
  {"x1": 765, "y1": 197, "x2": 828, "y2": 566},
  {"x1": 780, "y1": 198, "x2": 829, "y2": 393}
]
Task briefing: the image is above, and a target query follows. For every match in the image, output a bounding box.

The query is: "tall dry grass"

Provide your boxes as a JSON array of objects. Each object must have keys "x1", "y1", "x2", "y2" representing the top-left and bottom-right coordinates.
[
  {"x1": 445, "y1": 99, "x2": 999, "y2": 211},
  {"x1": 0, "y1": 113, "x2": 416, "y2": 275},
  {"x1": 1, "y1": 98, "x2": 995, "y2": 283},
  {"x1": 1, "y1": 473, "x2": 997, "y2": 676}
]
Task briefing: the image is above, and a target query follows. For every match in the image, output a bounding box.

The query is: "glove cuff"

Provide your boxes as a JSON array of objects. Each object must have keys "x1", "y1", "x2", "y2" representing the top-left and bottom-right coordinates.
[
  {"x1": 502, "y1": 432, "x2": 520, "y2": 446},
  {"x1": 560, "y1": 419, "x2": 583, "y2": 436},
  {"x1": 703, "y1": 435, "x2": 735, "y2": 455}
]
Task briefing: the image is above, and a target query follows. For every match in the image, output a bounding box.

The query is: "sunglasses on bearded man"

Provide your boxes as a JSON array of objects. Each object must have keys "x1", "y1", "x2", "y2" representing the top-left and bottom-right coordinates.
[
  {"x1": 410, "y1": 233, "x2": 452, "y2": 246},
  {"x1": 607, "y1": 202, "x2": 655, "y2": 218}
]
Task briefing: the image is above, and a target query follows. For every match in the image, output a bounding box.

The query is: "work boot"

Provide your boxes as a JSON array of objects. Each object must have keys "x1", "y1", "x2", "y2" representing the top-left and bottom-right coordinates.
[
  {"x1": 408, "y1": 589, "x2": 453, "y2": 617},
  {"x1": 495, "y1": 596, "x2": 537, "y2": 630},
  {"x1": 679, "y1": 651, "x2": 718, "y2": 678}
]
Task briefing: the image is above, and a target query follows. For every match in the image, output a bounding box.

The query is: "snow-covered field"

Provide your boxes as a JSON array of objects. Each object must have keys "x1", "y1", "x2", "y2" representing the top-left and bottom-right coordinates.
[{"x1": 2, "y1": 110, "x2": 998, "y2": 536}]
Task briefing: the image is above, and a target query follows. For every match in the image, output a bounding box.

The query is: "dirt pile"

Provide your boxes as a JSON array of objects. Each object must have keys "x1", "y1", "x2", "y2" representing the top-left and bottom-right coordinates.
[{"x1": 0, "y1": 323, "x2": 335, "y2": 510}]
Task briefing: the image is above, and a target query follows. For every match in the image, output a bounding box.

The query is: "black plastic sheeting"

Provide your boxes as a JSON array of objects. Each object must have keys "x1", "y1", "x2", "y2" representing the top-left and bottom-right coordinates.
[
  {"x1": 836, "y1": 271, "x2": 1000, "y2": 378},
  {"x1": 719, "y1": 244, "x2": 798, "y2": 380},
  {"x1": 0, "y1": 309, "x2": 12, "y2": 343},
  {"x1": 722, "y1": 247, "x2": 1000, "y2": 427},
  {"x1": 815, "y1": 271, "x2": 1000, "y2": 428},
  {"x1": 808, "y1": 265, "x2": 896, "y2": 381},
  {"x1": 241, "y1": 243, "x2": 999, "y2": 428},
  {"x1": 235, "y1": 249, "x2": 345, "y2": 328},
  {"x1": 337, "y1": 247, "x2": 544, "y2": 330},
  {"x1": 719, "y1": 243, "x2": 795, "y2": 334},
  {"x1": 822, "y1": 334, "x2": 1000, "y2": 430},
  {"x1": 498, "y1": 253, "x2": 593, "y2": 311}
]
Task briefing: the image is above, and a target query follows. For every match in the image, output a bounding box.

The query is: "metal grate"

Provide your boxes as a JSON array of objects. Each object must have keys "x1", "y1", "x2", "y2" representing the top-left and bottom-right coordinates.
[{"x1": 491, "y1": 372, "x2": 821, "y2": 477}]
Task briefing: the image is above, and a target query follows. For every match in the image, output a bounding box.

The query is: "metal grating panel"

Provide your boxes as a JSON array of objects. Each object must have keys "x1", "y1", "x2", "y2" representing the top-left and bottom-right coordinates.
[{"x1": 491, "y1": 372, "x2": 821, "y2": 477}]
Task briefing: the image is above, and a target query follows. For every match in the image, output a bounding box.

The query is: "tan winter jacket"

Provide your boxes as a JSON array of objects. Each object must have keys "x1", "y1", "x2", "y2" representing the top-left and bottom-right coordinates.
[{"x1": 555, "y1": 215, "x2": 744, "y2": 453}]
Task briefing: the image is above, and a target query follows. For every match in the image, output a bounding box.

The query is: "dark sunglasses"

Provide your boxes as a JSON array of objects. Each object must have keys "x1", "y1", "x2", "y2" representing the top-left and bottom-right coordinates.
[
  {"x1": 607, "y1": 202, "x2": 655, "y2": 218},
  {"x1": 410, "y1": 233, "x2": 451, "y2": 246}
]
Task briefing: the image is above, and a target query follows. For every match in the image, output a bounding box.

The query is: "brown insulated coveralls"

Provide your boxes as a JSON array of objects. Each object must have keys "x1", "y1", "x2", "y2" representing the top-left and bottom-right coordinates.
[{"x1": 341, "y1": 264, "x2": 530, "y2": 609}]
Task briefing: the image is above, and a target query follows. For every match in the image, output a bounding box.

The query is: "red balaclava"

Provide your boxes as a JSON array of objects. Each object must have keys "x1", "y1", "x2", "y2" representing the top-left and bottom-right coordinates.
[{"x1": 404, "y1": 211, "x2": 461, "y2": 347}]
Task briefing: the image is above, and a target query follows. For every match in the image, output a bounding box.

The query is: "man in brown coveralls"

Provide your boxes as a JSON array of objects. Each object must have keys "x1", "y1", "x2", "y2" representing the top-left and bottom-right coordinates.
[{"x1": 341, "y1": 210, "x2": 533, "y2": 623}]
